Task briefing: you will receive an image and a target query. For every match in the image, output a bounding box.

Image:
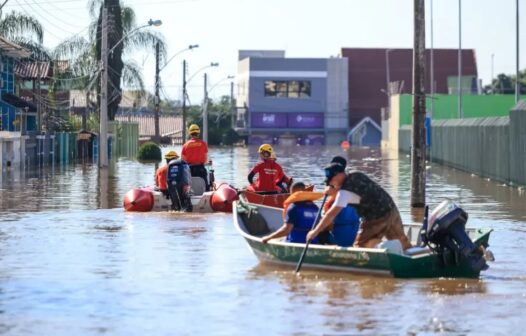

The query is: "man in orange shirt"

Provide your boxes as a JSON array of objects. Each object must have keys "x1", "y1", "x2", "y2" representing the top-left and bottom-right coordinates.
[
  {"x1": 247, "y1": 144, "x2": 286, "y2": 194},
  {"x1": 155, "y1": 150, "x2": 179, "y2": 196},
  {"x1": 181, "y1": 124, "x2": 210, "y2": 190}
]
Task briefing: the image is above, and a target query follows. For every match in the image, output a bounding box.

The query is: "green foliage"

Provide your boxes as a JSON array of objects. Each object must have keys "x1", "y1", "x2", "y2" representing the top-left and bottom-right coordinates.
[
  {"x1": 137, "y1": 141, "x2": 161, "y2": 161},
  {"x1": 485, "y1": 70, "x2": 526, "y2": 94},
  {"x1": 186, "y1": 95, "x2": 240, "y2": 146}
]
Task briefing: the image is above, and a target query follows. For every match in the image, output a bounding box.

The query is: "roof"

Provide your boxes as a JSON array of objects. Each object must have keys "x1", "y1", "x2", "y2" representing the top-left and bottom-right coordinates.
[
  {"x1": 0, "y1": 36, "x2": 30, "y2": 59},
  {"x1": 1, "y1": 92, "x2": 37, "y2": 112},
  {"x1": 14, "y1": 62, "x2": 50, "y2": 79}
]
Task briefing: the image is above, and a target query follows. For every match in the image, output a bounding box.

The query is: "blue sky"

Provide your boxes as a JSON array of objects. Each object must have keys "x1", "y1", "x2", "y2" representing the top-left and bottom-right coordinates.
[{"x1": 4, "y1": 0, "x2": 525, "y2": 103}]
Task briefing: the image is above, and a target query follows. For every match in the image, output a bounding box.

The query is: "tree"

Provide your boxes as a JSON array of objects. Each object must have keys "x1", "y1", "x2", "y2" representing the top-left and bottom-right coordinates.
[
  {"x1": 0, "y1": 10, "x2": 49, "y2": 60},
  {"x1": 92, "y1": 0, "x2": 166, "y2": 120},
  {"x1": 485, "y1": 70, "x2": 526, "y2": 94}
]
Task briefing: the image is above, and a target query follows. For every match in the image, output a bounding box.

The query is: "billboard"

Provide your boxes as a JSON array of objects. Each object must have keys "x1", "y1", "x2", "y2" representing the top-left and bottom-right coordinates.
[
  {"x1": 251, "y1": 112, "x2": 287, "y2": 128},
  {"x1": 287, "y1": 113, "x2": 324, "y2": 128}
]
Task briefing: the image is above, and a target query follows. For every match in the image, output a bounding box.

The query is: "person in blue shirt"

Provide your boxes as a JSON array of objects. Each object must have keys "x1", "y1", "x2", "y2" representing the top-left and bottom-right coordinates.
[
  {"x1": 261, "y1": 182, "x2": 320, "y2": 244},
  {"x1": 323, "y1": 156, "x2": 361, "y2": 247}
]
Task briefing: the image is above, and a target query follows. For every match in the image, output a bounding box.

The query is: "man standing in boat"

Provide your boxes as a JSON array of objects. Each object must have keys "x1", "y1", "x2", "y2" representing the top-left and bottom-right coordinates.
[
  {"x1": 247, "y1": 144, "x2": 287, "y2": 194},
  {"x1": 181, "y1": 124, "x2": 210, "y2": 191},
  {"x1": 306, "y1": 161, "x2": 412, "y2": 250},
  {"x1": 155, "y1": 150, "x2": 179, "y2": 197}
]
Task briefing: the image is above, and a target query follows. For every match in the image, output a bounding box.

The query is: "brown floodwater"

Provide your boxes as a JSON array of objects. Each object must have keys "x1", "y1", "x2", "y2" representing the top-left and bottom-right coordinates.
[{"x1": 0, "y1": 146, "x2": 524, "y2": 335}]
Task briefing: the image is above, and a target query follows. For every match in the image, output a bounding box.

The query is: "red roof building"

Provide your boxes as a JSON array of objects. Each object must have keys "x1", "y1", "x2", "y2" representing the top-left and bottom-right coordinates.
[{"x1": 341, "y1": 48, "x2": 478, "y2": 129}]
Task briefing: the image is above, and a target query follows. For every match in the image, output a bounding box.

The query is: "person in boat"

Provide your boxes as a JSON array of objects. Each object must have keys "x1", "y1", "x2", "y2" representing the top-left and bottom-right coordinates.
[
  {"x1": 261, "y1": 181, "x2": 320, "y2": 244},
  {"x1": 270, "y1": 151, "x2": 293, "y2": 192},
  {"x1": 321, "y1": 156, "x2": 361, "y2": 247},
  {"x1": 306, "y1": 161, "x2": 412, "y2": 250},
  {"x1": 166, "y1": 155, "x2": 193, "y2": 212},
  {"x1": 155, "y1": 150, "x2": 179, "y2": 197},
  {"x1": 181, "y1": 124, "x2": 210, "y2": 191},
  {"x1": 247, "y1": 144, "x2": 287, "y2": 194}
]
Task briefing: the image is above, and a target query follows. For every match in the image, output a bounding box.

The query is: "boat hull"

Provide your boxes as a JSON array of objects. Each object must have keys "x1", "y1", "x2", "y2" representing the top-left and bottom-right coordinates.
[
  {"x1": 123, "y1": 183, "x2": 238, "y2": 213},
  {"x1": 242, "y1": 185, "x2": 315, "y2": 208},
  {"x1": 233, "y1": 201, "x2": 492, "y2": 278}
]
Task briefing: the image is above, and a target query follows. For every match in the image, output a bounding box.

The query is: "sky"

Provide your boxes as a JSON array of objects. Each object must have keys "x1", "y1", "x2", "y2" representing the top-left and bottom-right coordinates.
[{"x1": 3, "y1": 0, "x2": 525, "y2": 104}]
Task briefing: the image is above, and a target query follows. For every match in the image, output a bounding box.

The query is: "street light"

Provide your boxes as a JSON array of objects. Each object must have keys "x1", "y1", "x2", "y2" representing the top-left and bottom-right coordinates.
[
  {"x1": 154, "y1": 44, "x2": 198, "y2": 143},
  {"x1": 160, "y1": 45, "x2": 199, "y2": 72},
  {"x1": 385, "y1": 49, "x2": 394, "y2": 120},
  {"x1": 181, "y1": 62, "x2": 219, "y2": 141},
  {"x1": 202, "y1": 74, "x2": 234, "y2": 143},
  {"x1": 100, "y1": 11, "x2": 162, "y2": 167},
  {"x1": 109, "y1": 19, "x2": 162, "y2": 55}
]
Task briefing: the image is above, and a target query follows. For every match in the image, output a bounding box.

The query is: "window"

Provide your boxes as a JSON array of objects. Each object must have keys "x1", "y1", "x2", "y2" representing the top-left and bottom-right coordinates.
[{"x1": 264, "y1": 80, "x2": 311, "y2": 98}]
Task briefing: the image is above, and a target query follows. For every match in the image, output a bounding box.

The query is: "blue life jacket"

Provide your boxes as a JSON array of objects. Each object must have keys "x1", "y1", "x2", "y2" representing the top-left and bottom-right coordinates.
[
  {"x1": 330, "y1": 206, "x2": 360, "y2": 247},
  {"x1": 285, "y1": 201, "x2": 319, "y2": 244}
]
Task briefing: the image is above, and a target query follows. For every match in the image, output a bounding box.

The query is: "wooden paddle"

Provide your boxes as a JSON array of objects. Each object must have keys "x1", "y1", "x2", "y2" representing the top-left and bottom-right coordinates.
[{"x1": 295, "y1": 195, "x2": 328, "y2": 274}]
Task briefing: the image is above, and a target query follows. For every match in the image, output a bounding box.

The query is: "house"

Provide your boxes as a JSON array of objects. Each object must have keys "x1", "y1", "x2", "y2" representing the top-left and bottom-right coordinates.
[{"x1": 0, "y1": 36, "x2": 34, "y2": 133}]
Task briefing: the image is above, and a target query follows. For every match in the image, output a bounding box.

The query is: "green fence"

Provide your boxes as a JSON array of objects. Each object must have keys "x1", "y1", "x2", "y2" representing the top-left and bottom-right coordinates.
[
  {"x1": 54, "y1": 132, "x2": 77, "y2": 164},
  {"x1": 399, "y1": 94, "x2": 526, "y2": 125},
  {"x1": 108, "y1": 121, "x2": 139, "y2": 158}
]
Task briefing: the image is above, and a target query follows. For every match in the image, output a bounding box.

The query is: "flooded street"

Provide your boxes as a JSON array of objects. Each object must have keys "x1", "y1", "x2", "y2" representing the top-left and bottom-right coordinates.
[{"x1": 0, "y1": 146, "x2": 525, "y2": 335}]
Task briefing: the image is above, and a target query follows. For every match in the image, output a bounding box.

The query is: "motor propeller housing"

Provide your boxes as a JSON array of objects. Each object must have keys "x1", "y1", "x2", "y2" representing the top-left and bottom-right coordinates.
[{"x1": 425, "y1": 200, "x2": 488, "y2": 273}]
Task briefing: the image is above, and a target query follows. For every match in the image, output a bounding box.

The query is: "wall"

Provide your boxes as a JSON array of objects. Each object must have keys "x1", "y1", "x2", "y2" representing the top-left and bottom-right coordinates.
[
  {"x1": 398, "y1": 94, "x2": 526, "y2": 125},
  {"x1": 398, "y1": 110, "x2": 526, "y2": 186},
  {"x1": 509, "y1": 101, "x2": 526, "y2": 186}
]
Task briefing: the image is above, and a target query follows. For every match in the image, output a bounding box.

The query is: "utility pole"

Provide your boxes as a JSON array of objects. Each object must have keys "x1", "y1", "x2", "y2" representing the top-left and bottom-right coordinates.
[
  {"x1": 203, "y1": 72, "x2": 208, "y2": 143},
  {"x1": 385, "y1": 49, "x2": 392, "y2": 118},
  {"x1": 411, "y1": 0, "x2": 426, "y2": 208},
  {"x1": 516, "y1": 0, "x2": 520, "y2": 103},
  {"x1": 230, "y1": 81, "x2": 235, "y2": 129},
  {"x1": 154, "y1": 41, "x2": 160, "y2": 143},
  {"x1": 430, "y1": 0, "x2": 434, "y2": 118},
  {"x1": 458, "y1": 0, "x2": 463, "y2": 118},
  {"x1": 182, "y1": 59, "x2": 187, "y2": 143},
  {"x1": 99, "y1": 6, "x2": 109, "y2": 167},
  {"x1": 491, "y1": 54, "x2": 495, "y2": 93}
]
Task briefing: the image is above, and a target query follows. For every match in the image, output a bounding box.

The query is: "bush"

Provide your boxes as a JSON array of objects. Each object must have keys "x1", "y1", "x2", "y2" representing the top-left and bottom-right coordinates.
[{"x1": 137, "y1": 141, "x2": 161, "y2": 161}]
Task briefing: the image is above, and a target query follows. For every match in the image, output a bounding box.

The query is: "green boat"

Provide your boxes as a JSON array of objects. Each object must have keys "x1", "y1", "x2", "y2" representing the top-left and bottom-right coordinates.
[{"x1": 233, "y1": 200, "x2": 493, "y2": 278}]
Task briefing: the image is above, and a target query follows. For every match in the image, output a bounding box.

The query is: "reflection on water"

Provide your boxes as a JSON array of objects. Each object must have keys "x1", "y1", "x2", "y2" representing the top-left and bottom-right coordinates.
[{"x1": 0, "y1": 146, "x2": 525, "y2": 334}]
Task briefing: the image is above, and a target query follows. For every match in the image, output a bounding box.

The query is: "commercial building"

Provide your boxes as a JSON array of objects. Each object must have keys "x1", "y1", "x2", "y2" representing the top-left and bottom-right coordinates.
[
  {"x1": 235, "y1": 50, "x2": 348, "y2": 145},
  {"x1": 341, "y1": 48, "x2": 478, "y2": 145}
]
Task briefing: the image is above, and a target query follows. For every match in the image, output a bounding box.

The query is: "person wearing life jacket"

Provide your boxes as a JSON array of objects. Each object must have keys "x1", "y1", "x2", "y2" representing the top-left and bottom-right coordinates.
[
  {"x1": 306, "y1": 160, "x2": 412, "y2": 250},
  {"x1": 270, "y1": 151, "x2": 293, "y2": 193},
  {"x1": 321, "y1": 156, "x2": 360, "y2": 247},
  {"x1": 247, "y1": 144, "x2": 286, "y2": 194},
  {"x1": 262, "y1": 182, "x2": 320, "y2": 244},
  {"x1": 181, "y1": 124, "x2": 210, "y2": 191},
  {"x1": 155, "y1": 150, "x2": 179, "y2": 197},
  {"x1": 166, "y1": 156, "x2": 193, "y2": 212}
]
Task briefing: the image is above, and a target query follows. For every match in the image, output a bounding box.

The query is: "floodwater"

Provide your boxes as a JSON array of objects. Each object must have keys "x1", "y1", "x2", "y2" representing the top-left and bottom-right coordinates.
[{"x1": 0, "y1": 146, "x2": 525, "y2": 335}]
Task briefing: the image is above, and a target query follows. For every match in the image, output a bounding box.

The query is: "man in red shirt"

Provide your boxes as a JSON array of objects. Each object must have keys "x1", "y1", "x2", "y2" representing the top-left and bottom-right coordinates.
[
  {"x1": 181, "y1": 124, "x2": 210, "y2": 190},
  {"x1": 247, "y1": 144, "x2": 286, "y2": 194},
  {"x1": 155, "y1": 150, "x2": 179, "y2": 196}
]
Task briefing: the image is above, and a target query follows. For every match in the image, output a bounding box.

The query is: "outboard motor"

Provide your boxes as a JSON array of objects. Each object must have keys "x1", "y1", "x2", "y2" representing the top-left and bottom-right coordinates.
[
  {"x1": 425, "y1": 200, "x2": 488, "y2": 273},
  {"x1": 167, "y1": 159, "x2": 193, "y2": 212}
]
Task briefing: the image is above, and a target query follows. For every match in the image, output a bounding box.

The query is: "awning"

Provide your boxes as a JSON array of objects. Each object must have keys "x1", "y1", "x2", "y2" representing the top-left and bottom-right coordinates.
[{"x1": 1, "y1": 92, "x2": 37, "y2": 112}]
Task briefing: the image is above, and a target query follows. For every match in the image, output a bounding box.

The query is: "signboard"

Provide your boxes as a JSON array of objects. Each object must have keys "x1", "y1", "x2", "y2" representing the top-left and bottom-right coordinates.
[
  {"x1": 251, "y1": 112, "x2": 287, "y2": 128},
  {"x1": 288, "y1": 113, "x2": 324, "y2": 128}
]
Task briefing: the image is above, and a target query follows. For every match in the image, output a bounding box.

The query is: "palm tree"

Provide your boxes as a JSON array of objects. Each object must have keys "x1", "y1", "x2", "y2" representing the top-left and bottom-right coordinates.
[
  {"x1": 92, "y1": 0, "x2": 166, "y2": 120},
  {"x1": 0, "y1": 9, "x2": 49, "y2": 60}
]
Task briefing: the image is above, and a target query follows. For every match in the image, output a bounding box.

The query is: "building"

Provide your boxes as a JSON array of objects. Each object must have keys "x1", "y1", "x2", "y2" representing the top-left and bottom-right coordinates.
[
  {"x1": 341, "y1": 48, "x2": 478, "y2": 145},
  {"x1": 235, "y1": 50, "x2": 349, "y2": 145},
  {"x1": 0, "y1": 37, "x2": 34, "y2": 132}
]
